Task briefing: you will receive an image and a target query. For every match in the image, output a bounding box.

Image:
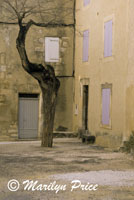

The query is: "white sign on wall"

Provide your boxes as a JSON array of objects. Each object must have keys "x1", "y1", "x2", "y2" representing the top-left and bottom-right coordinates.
[{"x1": 45, "y1": 37, "x2": 59, "y2": 62}]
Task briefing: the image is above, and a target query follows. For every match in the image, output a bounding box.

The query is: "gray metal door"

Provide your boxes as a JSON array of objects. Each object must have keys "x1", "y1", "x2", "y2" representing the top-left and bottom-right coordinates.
[{"x1": 18, "y1": 97, "x2": 39, "y2": 139}]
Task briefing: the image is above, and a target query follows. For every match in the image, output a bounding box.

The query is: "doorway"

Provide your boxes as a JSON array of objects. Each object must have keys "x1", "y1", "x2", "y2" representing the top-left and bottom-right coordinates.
[
  {"x1": 82, "y1": 85, "x2": 89, "y2": 130},
  {"x1": 18, "y1": 94, "x2": 39, "y2": 139}
]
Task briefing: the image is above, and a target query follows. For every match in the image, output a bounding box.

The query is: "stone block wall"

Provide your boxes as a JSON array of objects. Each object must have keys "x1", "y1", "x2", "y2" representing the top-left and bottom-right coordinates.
[{"x1": 0, "y1": 23, "x2": 74, "y2": 140}]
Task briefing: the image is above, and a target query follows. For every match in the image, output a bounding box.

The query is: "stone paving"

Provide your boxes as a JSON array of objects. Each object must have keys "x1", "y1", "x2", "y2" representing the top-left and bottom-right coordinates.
[{"x1": 0, "y1": 138, "x2": 134, "y2": 200}]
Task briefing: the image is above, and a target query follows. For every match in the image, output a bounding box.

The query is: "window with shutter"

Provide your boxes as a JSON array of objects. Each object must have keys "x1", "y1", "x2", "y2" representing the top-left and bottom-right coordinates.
[
  {"x1": 102, "y1": 88, "x2": 111, "y2": 125},
  {"x1": 104, "y1": 20, "x2": 113, "y2": 57},
  {"x1": 84, "y1": 0, "x2": 90, "y2": 6},
  {"x1": 83, "y1": 30, "x2": 89, "y2": 62},
  {"x1": 45, "y1": 37, "x2": 59, "y2": 62}
]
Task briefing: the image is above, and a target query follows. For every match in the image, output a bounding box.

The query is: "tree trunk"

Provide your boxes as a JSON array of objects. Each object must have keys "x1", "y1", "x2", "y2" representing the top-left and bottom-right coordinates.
[
  {"x1": 41, "y1": 86, "x2": 57, "y2": 147},
  {"x1": 16, "y1": 23, "x2": 60, "y2": 147}
]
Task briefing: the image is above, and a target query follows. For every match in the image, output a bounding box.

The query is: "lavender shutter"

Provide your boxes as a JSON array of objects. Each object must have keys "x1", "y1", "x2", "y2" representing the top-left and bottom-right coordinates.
[
  {"x1": 83, "y1": 30, "x2": 89, "y2": 62},
  {"x1": 104, "y1": 20, "x2": 113, "y2": 57},
  {"x1": 84, "y1": 0, "x2": 90, "y2": 6},
  {"x1": 102, "y1": 88, "x2": 111, "y2": 125}
]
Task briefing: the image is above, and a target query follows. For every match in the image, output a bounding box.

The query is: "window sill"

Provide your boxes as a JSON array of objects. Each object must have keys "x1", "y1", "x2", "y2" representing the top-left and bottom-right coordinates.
[
  {"x1": 99, "y1": 55, "x2": 115, "y2": 63},
  {"x1": 100, "y1": 124, "x2": 112, "y2": 130}
]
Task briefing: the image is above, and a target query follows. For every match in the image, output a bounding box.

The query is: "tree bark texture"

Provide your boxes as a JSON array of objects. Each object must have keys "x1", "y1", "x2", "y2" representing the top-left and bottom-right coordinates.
[{"x1": 41, "y1": 87, "x2": 57, "y2": 147}]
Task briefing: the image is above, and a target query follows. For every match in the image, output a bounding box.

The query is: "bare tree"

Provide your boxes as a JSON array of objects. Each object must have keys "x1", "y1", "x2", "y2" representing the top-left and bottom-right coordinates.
[{"x1": 0, "y1": 0, "x2": 75, "y2": 147}]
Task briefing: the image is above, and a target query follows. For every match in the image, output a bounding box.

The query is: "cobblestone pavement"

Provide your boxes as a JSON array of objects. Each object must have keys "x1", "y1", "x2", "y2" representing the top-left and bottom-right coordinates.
[{"x1": 0, "y1": 138, "x2": 134, "y2": 200}]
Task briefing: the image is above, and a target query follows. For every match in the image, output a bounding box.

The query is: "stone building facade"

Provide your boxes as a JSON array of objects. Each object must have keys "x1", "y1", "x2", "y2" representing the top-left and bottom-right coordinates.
[
  {"x1": 74, "y1": 0, "x2": 134, "y2": 148},
  {"x1": 0, "y1": 0, "x2": 75, "y2": 140}
]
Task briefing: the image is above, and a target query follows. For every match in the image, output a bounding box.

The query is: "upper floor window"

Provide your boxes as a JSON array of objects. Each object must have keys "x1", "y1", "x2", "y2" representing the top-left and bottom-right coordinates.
[
  {"x1": 83, "y1": 30, "x2": 89, "y2": 62},
  {"x1": 45, "y1": 37, "x2": 59, "y2": 62},
  {"x1": 84, "y1": 0, "x2": 90, "y2": 6},
  {"x1": 104, "y1": 20, "x2": 113, "y2": 57}
]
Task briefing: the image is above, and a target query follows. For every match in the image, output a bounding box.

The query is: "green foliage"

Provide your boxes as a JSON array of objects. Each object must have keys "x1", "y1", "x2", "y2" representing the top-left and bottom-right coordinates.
[{"x1": 123, "y1": 132, "x2": 134, "y2": 153}]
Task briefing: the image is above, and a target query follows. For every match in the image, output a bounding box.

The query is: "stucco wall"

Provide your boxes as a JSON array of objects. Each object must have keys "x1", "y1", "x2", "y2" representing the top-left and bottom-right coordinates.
[
  {"x1": 0, "y1": 3, "x2": 75, "y2": 140},
  {"x1": 126, "y1": 0, "x2": 134, "y2": 140},
  {"x1": 74, "y1": 0, "x2": 129, "y2": 147}
]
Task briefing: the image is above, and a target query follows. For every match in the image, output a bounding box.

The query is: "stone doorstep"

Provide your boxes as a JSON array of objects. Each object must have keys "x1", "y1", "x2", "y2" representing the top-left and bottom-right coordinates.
[
  {"x1": 53, "y1": 131, "x2": 77, "y2": 138},
  {"x1": 17, "y1": 132, "x2": 77, "y2": 140},
  {"x1": 0, "y1": 132, "x2": 77, "y2": 142}
]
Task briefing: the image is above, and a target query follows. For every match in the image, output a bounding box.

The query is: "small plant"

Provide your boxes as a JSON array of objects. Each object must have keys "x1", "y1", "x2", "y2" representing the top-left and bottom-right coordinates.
[{"x1": 123, "y1": 131, "x2": 134, "y2": 153}]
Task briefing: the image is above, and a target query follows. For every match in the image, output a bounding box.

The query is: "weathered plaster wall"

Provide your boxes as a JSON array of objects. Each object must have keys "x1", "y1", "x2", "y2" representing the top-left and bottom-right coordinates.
[
  {"x1": 55, "y1": 77, "x2": 74, "y2": 130},
  {"x1": 125, "y1": 0, "x2": 134, "y2": 140},
  {"x1": 0, "y1": 18, "x2": 74, "y2": 140},
  {"x1": 74, "y1": 0, "x2": 129, "y2": 147},
  {"x1": 26, "y1": 26, "x2": 74, "y2": 76},
  {"x1": 0, "y1": 24, "x2": 40, "y2": 140},
  {"x1": 26, "y1": 26, "x2": 74, "y2": 131}
]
